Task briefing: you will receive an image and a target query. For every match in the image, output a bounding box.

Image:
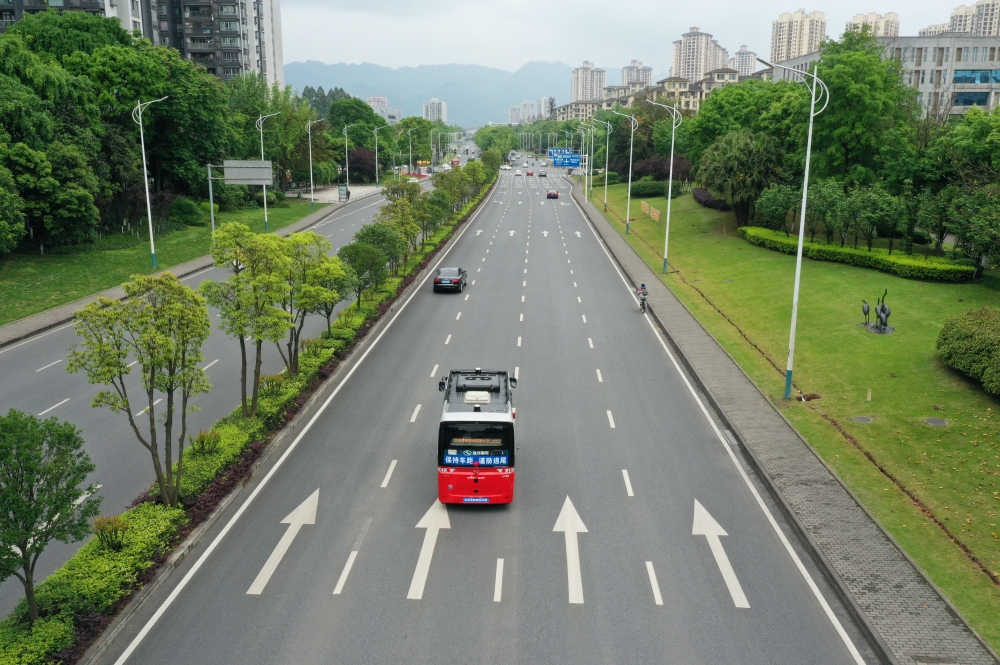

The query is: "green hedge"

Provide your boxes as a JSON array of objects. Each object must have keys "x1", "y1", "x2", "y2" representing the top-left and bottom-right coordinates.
[
  {"x1": 937, "y1": 306, "x2": 1000, "y2": 395},
  {"x1": 739, "y1": 226, "x2": 977, "y2": 283},
  {"x1": 0, "y1": 172, "x2": 498, "y2": 665}
]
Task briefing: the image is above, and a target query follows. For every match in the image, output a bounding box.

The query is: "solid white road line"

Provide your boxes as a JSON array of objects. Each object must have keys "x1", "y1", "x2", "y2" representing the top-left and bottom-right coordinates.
[
  {"x1": 332, "y1": 551, "x2": 357, "y2": 595},
  {"x1": 409, "y1": 405, "x2": 422, "y2": 422},
  {"x1": 606, "y1": 410, "x2": 615, "y2": 428},
  {"x1": 517, "y1": 337, "x2": 522, "y2": 347},
  {"x1": 380, "y1": 460, "x2": 398, "y2": 488},
  {"x1": 35, "y1": 359, "x2": 63, "y2": 372},
  {"x1": 456, "y1": 312, "x2": 461, "y2": 320},
  {"x1": 110, "y1": 168, "x2": 497, "y2": 665},
  {"x1": 38, "y1": 399, "x2": 70, "y2": 416},
  {"x1": 127, "y1": 360, "x2": 138, "y2": 368},
  {"x1": 569, "y1": 189, "x2": 866, "y2": 664},
  {"x1": 645, "y1": 562, "x2": 664, "y2": 605},
  {"x1": 430, "y1": 364, "x2": 439, "y2": 378},
  {"x1": 202, "y1": 359, "x2": 219, "y2": 371},
  {"x1": 134, "y1": 398, "x2": 162, "y2": 417},
  {"x1": 596, "y1": 369, "x2": 603, "y2": 383},
  {"x1": 494, "y1": 558, "x2": 504, "y2": 602},
  {"x1": 588, "y1": 338, "x2": 594, "y2": 348},
  {"x1": 0, "y1": 322, "x2": 75, "y2": 356},
  {"x1": 622, "y1": 470, "x2": 634, "y2": 497},
  {"x1": 445, "y1": 335, "x2": 452, "y2": 345}
]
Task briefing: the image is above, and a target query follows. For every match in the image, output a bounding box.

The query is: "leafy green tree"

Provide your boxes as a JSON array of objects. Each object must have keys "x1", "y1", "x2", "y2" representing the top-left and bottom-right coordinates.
[
  {"x1": 948, "y1": 185, "x2": 1000, "y2": 272},
  {"x1": 276, "y1": 232, "x2": 331, "y2": 375},
  {"x1": 355, "y1": 222, "x2": 406, "y2": 274},
  {"x1": 0, "y1": 142, "x2": 58, "y2": 246},
  {"x1": 918, "y1": 186, "x2": 955, "y2": 253},
  {"x1": 377, "y1": 198, "x2": 420, "y2": 257},
  {"x1": 0, "y1": 410, "x2": 101, "y2": 624},
  {"x1": 474, "y1": 125, "x2": 517, "y2": 155},
  {"x1": 0, "y1": 166, "x2": 26, "y2": 255},
  {"x1": 698, "y1": 130, "x2": 782, "y2": 226},
  {"x1": 7, "y1": 10, "x2": 131, "y2": 58},
  {"x1": 338, "y1": 242, "x2": 387, "y2": 309},
  {"x1": 200, "y1": 223, "x2": 289, "y2": 416},
  {"x1": 301, "y1": 85, "x2": 350, "y2": 120},
  {"x1": 754, "y1": 184, "x2": 799, "y2": 236},
  {"x1": 481, "y1": 147, "x2": 502, "y2": 173},
  {"x1": 306, "y1": 256, "x2": 348, "y2": 336},
  {"x1": 807, "y1": 178, "x2": 845, "y2": 243},
  {"x1": 383, "y1": 180, "x2": 422, "y2": 204},
  {"x1": 68, "y1": 274, "x2": 211, "y2": 507}
]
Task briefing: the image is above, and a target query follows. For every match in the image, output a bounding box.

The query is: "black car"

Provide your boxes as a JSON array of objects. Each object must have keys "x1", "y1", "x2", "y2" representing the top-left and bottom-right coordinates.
[
  {"x1": 546, "y1": 190, "x2": 559, "y2": 199},
  {"x1": 433, "y1": 267, "x2": 467, "y2": 292}
]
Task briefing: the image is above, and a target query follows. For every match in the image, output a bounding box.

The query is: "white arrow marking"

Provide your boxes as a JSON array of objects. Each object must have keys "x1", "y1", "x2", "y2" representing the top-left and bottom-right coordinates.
[
  {"x1": 692, "y1": 499, "x2": 749, "y2": 608},
  {"x1": 575, "y1": 231, "x2": 582, "y2": 237},
  {"x1": 247, "y1": 489, "x2": 319, "y2": 595},
  {"x1": 553, "y1": 496, "x2": 588, "y2": 604},
  {"x1": 542, "y1": 230, "x2": 549, "y2": 237},
  {"x1": 407, "y1": 500, "x2": 450, "y2": 599},
  {"x1": 509, "y1": 229, "x2": 516, "y2": 236},
  {"x1": 476, "y1": 229, "x2": 484, "y2": 235}
]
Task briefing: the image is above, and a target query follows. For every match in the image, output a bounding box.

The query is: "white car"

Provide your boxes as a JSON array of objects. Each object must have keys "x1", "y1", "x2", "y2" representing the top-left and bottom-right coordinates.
[
  {"x1": 523, "y1": 162, "x2": 528, "y2": 167},
  {"x1": 514, "y1": 170, "x2": 523, "y2": 176}
]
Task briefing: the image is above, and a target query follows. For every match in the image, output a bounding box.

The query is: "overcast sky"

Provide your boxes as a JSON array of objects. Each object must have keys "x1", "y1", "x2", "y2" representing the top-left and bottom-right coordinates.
[{"x1": 281, "y1": 0, "x2": 947, "y2": 82}]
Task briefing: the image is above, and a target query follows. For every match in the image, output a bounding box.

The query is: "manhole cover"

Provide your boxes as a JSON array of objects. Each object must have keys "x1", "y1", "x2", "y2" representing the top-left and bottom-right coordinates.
[
  {"x1": 924, "y1": 418, "x2": 948, "y2": 426},
  {"x1": 852, "y1": 416, "x2": 873, "y2": 423}
]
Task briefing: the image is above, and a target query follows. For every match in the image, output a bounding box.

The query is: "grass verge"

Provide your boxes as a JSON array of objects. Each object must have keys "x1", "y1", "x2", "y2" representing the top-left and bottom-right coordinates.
[
  {"x1": 0, "y1": 200, "x2": 327, "y2": 327},
  {"x1": 588, "y1": 182, "x2": 1000, "y2": 650}
]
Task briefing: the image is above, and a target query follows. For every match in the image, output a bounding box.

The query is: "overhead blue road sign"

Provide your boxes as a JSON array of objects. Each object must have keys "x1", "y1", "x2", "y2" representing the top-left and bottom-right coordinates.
[{"x1": 553, "y1": 153, "x2": 581, "y2": 167}]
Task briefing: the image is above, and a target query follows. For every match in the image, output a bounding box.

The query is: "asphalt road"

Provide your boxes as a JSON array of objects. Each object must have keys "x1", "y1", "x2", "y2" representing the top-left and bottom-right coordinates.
[
  {"x1": 95, "y1": 159, "x2": 882, "y2": 665},
  {"x1": 0, "y1": 188, "x2": 402, "y2": 615}
]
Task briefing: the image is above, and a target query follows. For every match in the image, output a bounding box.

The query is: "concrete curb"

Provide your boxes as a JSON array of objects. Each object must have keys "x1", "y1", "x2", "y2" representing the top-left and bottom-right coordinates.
[
  {"x1": 76, "y1": 179, "x2": 491, "y2": 665},
  {"x1": 565, "y1": 177, "x2": 1000, "y2": 665},
  {"x1": 0, "y1": 195, "x2": 374, "y2": 351}
]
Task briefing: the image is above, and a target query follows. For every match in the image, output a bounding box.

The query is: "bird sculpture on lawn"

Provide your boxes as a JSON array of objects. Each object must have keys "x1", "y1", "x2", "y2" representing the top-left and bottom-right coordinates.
[
  {"x1": 875, "y1": 289, "x2": 890, "y2": 331},
  {"x1": 862, "y1": 299, "x2": 870, "y2": 324}
]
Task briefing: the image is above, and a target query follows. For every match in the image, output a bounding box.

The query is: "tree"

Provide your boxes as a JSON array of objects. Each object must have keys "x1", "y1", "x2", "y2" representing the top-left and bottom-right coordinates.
[
  {"x1": 377, "y1": 198, "x2": 420, "y2": 255},
  {"x1": 918, "y1": 186, "x2": 955, "y2": 253},
  {"x1": 306, "y1": 256, "x2": 348, "y2": 336},
  {"x1": 754, "y1": 184, "x2": 799, "y2": 236},
  {"x1": 383, "y1": 180, "x2": 422, "y2": 204},
  {"x1": 276, "y1": 232, "x2": 331, "y2": 375},
  {"x1": 807, "y1": 178, "x2": 845, "y2": 243},
  {"x1": 0, "y1": 410, "x2": 101, "y2": 624},
  {"x1": 7, "y1": 10, "x2": 132, "y2": 58},
  {"x1": 338, "y1": 242, "x2": 387, "y2": 309},
  {"x1": 200, "y1": 223, "x2": 289, "y2": 416},
  {"x1": 0, "y1": 166, "x2": 26, "y2": 255},
  {"x1": 481, "y1": 147, "x2": 502, "y2": 173},
  {"x1": 68, "y1": 274, "x2": 210, "y2": 507},
  {"x1": 355, "y1": 222, "x2": 406, "y2": 274},
  {"x1": 698, "y1": 130, "x2": 782, "y2": 226},
  {"x1": 948, "y1": 184, "x2": 1000, "y2": 273}
]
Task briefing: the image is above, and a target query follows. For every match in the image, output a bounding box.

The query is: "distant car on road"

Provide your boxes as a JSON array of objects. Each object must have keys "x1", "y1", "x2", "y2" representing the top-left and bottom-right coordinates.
[
  {"x1": 546, "y1": 190, "x2": 559, "y2": 199},
  {"x1": 541, "y1": 161, "x2": 548, "y2": 167},
  {"x1": 523, "y1": 162, "x2": 528, "y2": 167},
  {"x1": 515, "y1": 170, "x2": 522, "y2": 176},
  {"x1": 526, "y1": 170, "x2": 534, "y2": 176},
  {"x1": 433, "y1": 267, "x2": 467, "y2": 292},
  {"x1": 539, "y1": 170, "x2": 547, "y2": 177}
]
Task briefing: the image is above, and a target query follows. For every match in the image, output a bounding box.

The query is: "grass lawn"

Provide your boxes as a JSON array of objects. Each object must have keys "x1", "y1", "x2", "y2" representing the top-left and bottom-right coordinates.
[
  {"x1": 589, "y1": 182, "x2": 1000, "y2": 649},
  {"x1": 0, "y1": 200, "x2": 326, "y2": 327}
]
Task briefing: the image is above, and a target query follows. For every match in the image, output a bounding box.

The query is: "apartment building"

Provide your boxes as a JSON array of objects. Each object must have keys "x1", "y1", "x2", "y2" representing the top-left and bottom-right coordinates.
[
  {"x1": 919, "y1": 23, "x2": 953, "y2": 36},
  {"x1": 622, "y1": 59, "x2": 653, "y2": 86},
  {"x1": 520, "y1": 101, "x2": 536, "y2": 122},
  {"x1": 845, "y1": 11, "x2": 900, "y2": 36},
  {"x1": 729, "y1": 45, "x2": 758, "y2": 75},
  {"x1": 366, "y1": 96, "x2": 402, "y2": 125},
  {"x1": 0, "y1": 0, "x2": 157, "y2": 39},
  {"x1": 538, "y1": 96, "x2": 554, "y2": 119},
  {"x1": 671, "y1": 27, "x2": 729, "y2": 82},
  {"x1": 423, "y1": 98, "x2": 447, "y2": 123},
  {"x1": 771, "y1": 9, "x2": 826, "y2": 63},
  {"x1": 571, "y1": 61, "x2": 607, "y2": 102},
  {"x1": 552, "y1": 100, "x2": 600, "y2": 122}
]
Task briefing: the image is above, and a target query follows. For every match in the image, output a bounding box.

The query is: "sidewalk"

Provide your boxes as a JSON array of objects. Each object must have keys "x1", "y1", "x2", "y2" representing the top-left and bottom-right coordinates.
[
  {"x1": 0, "y1": 200, "x2": 351, "y2": 350},
  {"x1": 567, "y1": 178, "x2": 999, "y2": 665},
  {"x1": 286, "y1": 184, "x2": 381, "y2": 204}
]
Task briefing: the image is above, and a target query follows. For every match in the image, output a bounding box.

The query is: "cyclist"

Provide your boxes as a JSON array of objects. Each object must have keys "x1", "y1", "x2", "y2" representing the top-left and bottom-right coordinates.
[{"x1": 636, "y1": 283, "x2": 649, "y2": 313}]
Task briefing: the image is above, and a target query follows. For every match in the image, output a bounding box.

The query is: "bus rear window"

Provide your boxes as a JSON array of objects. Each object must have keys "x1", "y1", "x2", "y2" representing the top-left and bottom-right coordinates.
[{"x1": 439, "y1": 423, "x2": 514, "y2": 466}]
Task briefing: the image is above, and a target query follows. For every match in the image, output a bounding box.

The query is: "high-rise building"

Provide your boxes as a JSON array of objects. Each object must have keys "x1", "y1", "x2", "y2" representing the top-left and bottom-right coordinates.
[
  {"x1": 0, "y1": 0, "x2": 159, "y2": 42},
  {"x1": 423, "y1": 98, "x2": 447, "y2": 123},
  {"x1": 728, "y1": 45, "x2": 757, "y2": 75},
  {"x1": 366, "y1": 96, "x2": 402, "y2": 124},
  {"x1": 948, "y1": 4, "x2": 976, "y2": 32},
  {"x1": 538, "y1": 96, "x2": 555, "y2": 119},
  {"x1": 919, "y1": 23, "x2": 953, "y2": 36},
  {"x1": 621, "y1": 59, "x2": 653, "y2": 86},
  {"x1": 845, "y1": 12, "x2": 900, "y2": 36},
  {"x1": 519, "y1": 101, "x2": 536, "y2": 122},
  {"x1": 508, "y1": 106, "x2": 521, "y2": 125},
  {"x1": 770, "y1": 9, "x2": 826, "y2": 63},
  {"x1": 670, "y1": 27, "x2": 730, "y2": 82},
  {"x1": 571, "y1": 61, "x2": 606, "y2": 102}
]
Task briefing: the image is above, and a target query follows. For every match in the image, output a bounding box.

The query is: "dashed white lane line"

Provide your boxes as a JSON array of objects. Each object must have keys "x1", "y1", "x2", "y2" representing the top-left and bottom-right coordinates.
[
  {"x1": 570, "y1": 269, "x2": 574, "y2": 274},
  {"x1": 577, "y1": 296, "x2": 582, "y2": 303},
  {"x1": 202, "y1": 359, "x2": 220, "y2": 371},
  {"x1": 494, "y1": 558, "x2": 504, "y2": 602},
  {"x1": 477, "y1": 268, "x2": 481, "y2": 272},
  {"x1": 517, "y1": 337, "x2": 522, "y2": 347},
  {"x1": 524, "y1": 269, "x2": 527, "y2": 274},
  {"x1": 573, "y1": 282, "x2": 577, "y2": 287},
  {"x1": 127, "y1": 360, "x2": 138, "y2": 368},
  {"x1": 135, "y1": 398, "x2": 162, "y2": 417},
  {"x1": 622, "y1": 470, "x2": 634, "y2": 497},
  {"x1": 430, "y1": 364, "x2": 439, "y2": 378},
  {"x1": 514, "y1": 367, "x2": 519, "y2": 380},
  {"x1": 333, "y1": 517, "x2": 372, "y2": 595},
  {"x1": 596, "y1": 369, "x2": 603, "y2": 383},
  {"x1": 35, "y1": 359, "x2": 63, "y2": 372},
  {"x1": 519, "y1": 314, "x2": 523, "y2": 322},
  {"x1": 445, "y1": 335, "x2": 452, "y2": 345},
  {"x1": 607, "y1": 410, "x2": 615, "y2": 428},
  {"x1": 464, "y1": 295, "x2": 469, "y2": 300},
  {"x1": 409, "y1": 404, "x2": 422, "y2": 422},
  {"x1": 645, "y1": 562, "x2": 664, "y2": 605},
  {"x1": 380, "y1": 460, "x2": 398, "y2": 488},
  {"x1": 471, "y1": 280, "x2": 475, "y2": 285},
  {"x1": 38, "y1": 398, "x2": 70, "y2": 416},
  {"x1": 456, "y1": 312, "x2": 462, "y2": 320},
  {"x1": 521, "y1": 295, "x2": 525, "y2": 302},
  {"x1": 582, "y1": 315, "x2": 587, "y2": 323},
  {"x1": 588, "y1": 338, "x2": 594, "y2": 349},
  {"x1": 522, "y1": 281, "x2": 526, "y2": 286}
]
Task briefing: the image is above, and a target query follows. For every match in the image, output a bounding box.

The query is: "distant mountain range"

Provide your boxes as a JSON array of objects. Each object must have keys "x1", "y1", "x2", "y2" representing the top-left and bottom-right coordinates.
[{"x1": 284, "y1": 61, "x2": 573, "y2": 127}]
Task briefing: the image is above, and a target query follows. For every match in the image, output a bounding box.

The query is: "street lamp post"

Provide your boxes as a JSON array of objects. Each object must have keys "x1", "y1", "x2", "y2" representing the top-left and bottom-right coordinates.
[
  {"x1": 591, "y1": 119, "x2": 612, "y2": 212},
  {"x1": 610, "y1": 109, "x2": 638, "y2": 235},
  {"x1": 256, "y1": 112, "x2": 279, "y2": 231},
  {"x1": 429, "y1": 129, "x2": 440, "y2": 168},
  {"x1": 407, "y1": 128, "x2": 415, "y2": 175},
  {"x1": 306, "y1": 118, "x2": 326, "y2": 210},
  {"x1": 343, "y1": 123, "x2": 357, "y2": 195},
  {"x1": 577, "y1": 127, "x2": 588, "y2": 191},
  {"x1": 758, "y1": 57, "x2": 829, "y2": 400},
  {"x1": 373, "y1": 125, "x2": 388, "y2": 185},
  {"x1": 132, "y1": 96, "x2": 168, "y2": 269},
  {"x1": 645, "y1": 99, "x2": 682, "y2": 274}
]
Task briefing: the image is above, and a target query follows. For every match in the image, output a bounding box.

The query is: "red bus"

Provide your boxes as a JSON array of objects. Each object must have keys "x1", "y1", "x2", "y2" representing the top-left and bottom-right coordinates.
[{"x1": 436, "y1": 369, "x2": 517, "y2": 504}]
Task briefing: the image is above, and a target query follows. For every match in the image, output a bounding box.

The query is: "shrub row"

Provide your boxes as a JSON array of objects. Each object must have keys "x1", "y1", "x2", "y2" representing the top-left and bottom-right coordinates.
[
  {"x1": 693, "y1": 188, "x2": 731, "y2": 211},
  {"x1": 0, "y1": 175, "x2": 498, "y2": 665},
  {"x1": 937, "y1": 306, "x2": 1000, "y2": 395},
  {"x1": 628, "y1": 178, "x2": 682, "y2": 199},
  {"x1": 738, "y1": 226, "x2": 977, "y2": 283}
]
